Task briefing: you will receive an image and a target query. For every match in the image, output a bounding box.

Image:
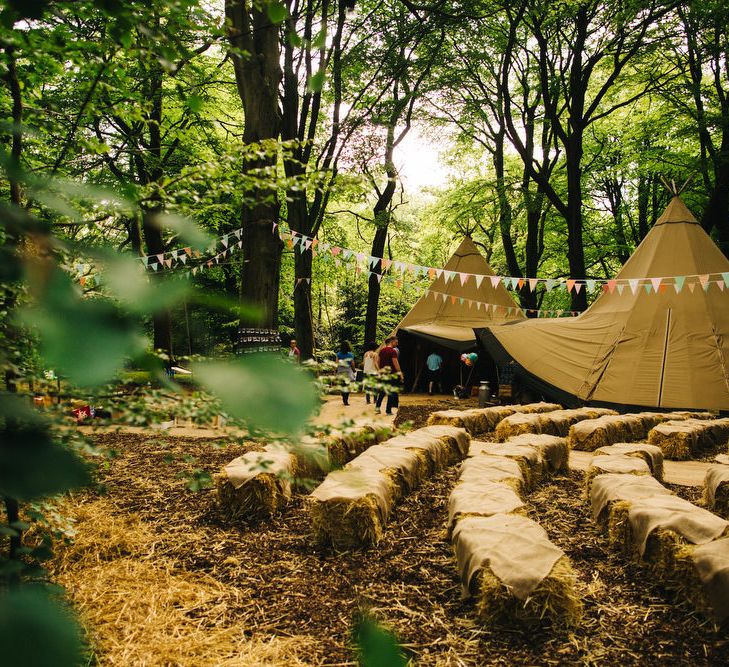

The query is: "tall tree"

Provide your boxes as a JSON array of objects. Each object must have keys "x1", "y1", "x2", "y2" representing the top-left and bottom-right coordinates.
[
  {"x1": 500, "y1": 0, "x2": 669, "y2": 310},
  {"x1": 226, "y1": 0, "x2": 284, "y2": 327}
]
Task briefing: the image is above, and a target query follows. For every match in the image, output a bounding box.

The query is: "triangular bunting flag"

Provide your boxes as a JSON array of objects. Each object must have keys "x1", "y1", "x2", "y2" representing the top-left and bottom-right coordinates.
[
  {"x1": 651, "y1": 277, "x2": 662, "y2": 292},
  {"x1": 629, "y1": 279, "x2": 639, "y2": 294},
  {"x1": 475, "y1": 275, "x2": 485, "y2": 288},
  {"x1": 459, "y1": 273, "x2": 468, "y2": 287},
  {"x1": 528, "y1": 278, "x2": 538, "y2": 292},
  {"x1": 490, "y1": 276, "x2": 500, "y2": 288}
]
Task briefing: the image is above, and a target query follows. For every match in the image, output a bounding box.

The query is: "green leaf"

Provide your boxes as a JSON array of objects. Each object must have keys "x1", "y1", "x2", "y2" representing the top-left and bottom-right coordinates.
[
  {"x1": 195, "y1": 355, "x2": 319, "y2": 434},
  {"x1": 287, "y1": 31, "x2": 303, "y2": 48},
  {"x1": 311, "y1": 29, "x2": 327, "y2": 49},
  {"x1": 266, "y1": 1, "x2": 288, "y2": 24},
  {"x1": 307, "y1": 71, "x2": 326, "y2": 93},
  {"x1": 354, "y1": 616, "x2": 407, "y2": 667},
  {"x1": 0, "y1": 586, "x2": 85, "y2": 667},
  {"x1": 103, "y1": 255, "x2": 190, "y2": 314},
  {"x1": 17, "y1": 268, "x2": 146, "y2": 387},
  {"x1": 185, "y1": 94, "x2": 203, "y2": 113},
  {"x1": 151, "y1": 212, "x2": 213, "y2": 252},
  {"x1": 0, "y1": 421, "x2": 90, "y2": 501}
]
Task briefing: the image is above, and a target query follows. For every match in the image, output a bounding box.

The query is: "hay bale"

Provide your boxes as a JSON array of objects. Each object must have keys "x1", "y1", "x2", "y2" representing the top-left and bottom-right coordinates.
[
  {"x1": 216, "y1": 448, "x2": 297, "y2": 522},
  {"x1": 494, "y1": 413, "x2": 546, "y2": 441},
  {"x1": 453, "y1": 514, "x2": 582, "y2": 628},
  {"x1": 569, "y1": 415, "x2": 638, "y2": 451},
  {"x1": 459, "y1": 455, "x2": 525, "y2": 497},
  {"x1": 447, "y1": 481, "x2": 526, "y2": 534},
  {"x1": 427, "y1": 409, "x2": 491, "y2": 435},
  {"x1": 511, "y1": 402, "x2": 563, "y2": 414},
  {"x1": 648, "y1": 418, "x2": 729, "y2": 460},
  {"x1": 416, "y1": 424, "x2": 471, "y2": 461},
  {"x1": 428, "y1": 403, "x2": 561, "y2": 437},
  {"x1": 589, "y1": 473, "x2": 672, "y2": 531},
  {"x1": 493, "y1": 407, "x2": 601, "y2": 441},
  {"x1": 584, "y1": 455, "x2": 651, "y2": 498},
  {"x1": 309, "y1": 468, "x2": 397, "y2": 549},
  {"x1": 594, "y1": 443, "x2": 664, "y2": 482},
  {"x1": 506, "y1": 434, "x2": 569, "y2": 475},
  {"x1": 648, "y1": 420, "x2": 702, "y2": 460},
  {"x1": 613, "y1": 495, "x2": 728, "y2": 559},
  {"x1": 310, "y1": 425, "x2": 466, "y2": 549},
  {"x1": 704, "y1": 463, "x2": 729, "y2": 519},
  {"x1": 467, "y1": 441, "x2": 542, "y2": 491},
  {"x1": 381, "y1": 433, "x2": 449, "y2": 479}
]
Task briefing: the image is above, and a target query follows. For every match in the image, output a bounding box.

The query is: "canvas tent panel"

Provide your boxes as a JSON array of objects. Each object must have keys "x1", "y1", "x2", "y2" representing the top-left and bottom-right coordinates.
[
  {"x1": 479, "y1": 198, "x2": 729, "y2": 412},
  {"x1": 394, "y1": 236, "x2": 523, "y2": 349}
]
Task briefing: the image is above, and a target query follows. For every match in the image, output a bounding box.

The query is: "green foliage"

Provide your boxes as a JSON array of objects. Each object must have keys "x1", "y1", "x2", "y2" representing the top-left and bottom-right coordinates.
[
  {"x1": 195, "y1": 355, "x2": 319, "y2": 434},
  {"x1": 18, "y1": 268, "x2": 147, "y2": 387},
  {"x1": 354, "y1": 615, "x2": 407, "y2": 667},
  {"x1": 0, "y1": 586, "x2": 85, "y2": 667}
]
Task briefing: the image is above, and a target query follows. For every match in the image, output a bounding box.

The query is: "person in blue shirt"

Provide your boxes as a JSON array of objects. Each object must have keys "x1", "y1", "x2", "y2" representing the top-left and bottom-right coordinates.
[
  {"x1": 336, "y1": 340, "x2": 356, "y2": 405},
  {"x1": 426, "y1": 350, "x2": 443, "y2": 395}
]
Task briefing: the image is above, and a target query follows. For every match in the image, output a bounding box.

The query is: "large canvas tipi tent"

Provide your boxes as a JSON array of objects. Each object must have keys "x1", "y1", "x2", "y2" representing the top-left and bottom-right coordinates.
[
  {"x1": 394, "y1": 236, "x2": 523, "y2": 391},
  {"x1": 477, "y1": 197, "x2": 729, "y2": 412}
]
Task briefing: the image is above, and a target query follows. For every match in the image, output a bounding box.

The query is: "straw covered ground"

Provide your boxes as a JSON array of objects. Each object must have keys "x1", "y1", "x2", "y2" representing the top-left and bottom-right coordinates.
[{"x1": 49, "y1": 431, "x2": 728, "y2": 665}]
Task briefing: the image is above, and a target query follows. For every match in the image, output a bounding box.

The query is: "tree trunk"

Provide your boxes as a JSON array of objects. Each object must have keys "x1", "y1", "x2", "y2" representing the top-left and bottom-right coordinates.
[
  {"x1": 565, "y1": 135, "x2": 588, "y2": 312},
  {"x1": 637, "y1": 173, "x2": 650, "y2": 241},
  {"x1": 364, "y1": 224, "x2": 388, "y2": 344},
  {"x1": 292, "y1": 216, "x2": 315, "y2": 359},
  {"x1": 227, "y1": 1, "x2": 283, "y2": 328},
  {"x1": 702, "y1": 135, "x2": 729, "y2": 257},
  {"x1": 364, "y1": 121, "x2": 398, "y2": 344}
]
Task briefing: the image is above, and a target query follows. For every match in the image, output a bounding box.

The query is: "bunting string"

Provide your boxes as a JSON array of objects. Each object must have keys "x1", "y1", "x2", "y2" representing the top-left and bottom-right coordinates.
[{"x1": 74, "y1": 219, "x2": 729, "y2": 299}]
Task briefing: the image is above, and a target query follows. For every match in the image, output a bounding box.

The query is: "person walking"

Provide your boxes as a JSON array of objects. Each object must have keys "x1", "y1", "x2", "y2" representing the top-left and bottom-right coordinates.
[
  {"x1": 336, "y1": 340, "x2": 356, "y2": 406},
  {"x1": 288, "y1": 339, "x2": 301, "y2": 363},
  {"x1": 426, "y1": 349, "x2": 443, "y2": 395},
  {"x1": 375, "y1": 336, "x2": 402, "y2": 415},
  {"x1": 362, "y1": 341, "x2": 379, "y2": 404}
]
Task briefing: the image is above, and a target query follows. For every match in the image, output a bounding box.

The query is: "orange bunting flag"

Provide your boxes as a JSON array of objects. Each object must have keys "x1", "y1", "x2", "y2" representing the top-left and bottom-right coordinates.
[
  {"x1": 451, "y1": 295, "x2": 457, "y2": 304},
  {"x1": 607, "y1": 280, "x2": 617, "y2": 293},
  {"x1": 566, "y1": 279, "x2": 575, "y2": 293},
  {"x1": 517, "y1": 278, "x2": 525, "y2": 290},
  {"x1": 428, "y1": 268, "x2": 436, "y2": 280}
]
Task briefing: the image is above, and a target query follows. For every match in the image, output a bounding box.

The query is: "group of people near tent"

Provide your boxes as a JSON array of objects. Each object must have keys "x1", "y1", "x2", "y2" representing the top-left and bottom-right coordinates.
[{"x1": 288, "y1": 196, "x2": 728, "y2": 414}]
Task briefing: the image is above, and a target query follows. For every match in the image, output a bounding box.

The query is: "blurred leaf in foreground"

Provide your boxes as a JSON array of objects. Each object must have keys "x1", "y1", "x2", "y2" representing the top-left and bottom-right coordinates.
[
  {"x1": 0, "y1": 586, "x2": 85, "y2": 667},
  {"x1": 18, "y1": 268, "x2": 146, "y2": 387},
  {"x1": 0, "y1": 417, "x2": 90, "y2": 501},
  {"x1": 103, "y1": 254, "x2": 190, "y2": 314},
  {"x1": 195, "y1": 355, "x2": 319, "y2": 434},
  {"x1": 354, "y1": 615, "x2": 407, "y2": 667}
]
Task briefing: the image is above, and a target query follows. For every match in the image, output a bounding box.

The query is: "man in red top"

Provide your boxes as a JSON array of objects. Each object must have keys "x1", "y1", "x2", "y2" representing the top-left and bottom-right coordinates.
[{"x1": 375, "y1": 336, "x2": 402, "y2": 415}]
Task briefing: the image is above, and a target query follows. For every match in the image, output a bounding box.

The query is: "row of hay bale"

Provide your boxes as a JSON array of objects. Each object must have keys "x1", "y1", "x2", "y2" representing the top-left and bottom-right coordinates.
[
  {"x1": 590, "y1": 468, "x2": 729, "y2": 627},
  {"x1": 568, "y1": 411, "x2": 714, "y2": 453},
  {"x1": 584, "y1": 442, "x2": 665, "y2": 497},
  {"x1": 216, "y1": 424, "x2": 392, "y2": 522},
  {"x1": 494, "y1": 407, "x2": 617, "y2": 441},
  {"x1": 308, "y1": 425, "x2": 470, "y2": 549},
  {"x1": 704, "y1": 454, "x2": 729, "y2": 520},
  {"x1": 427, "y1": 402, "x2": 561, "y2": 436},
  {"x1": 648, "y1": 418, "x2": 729, "y2": 460},
  {"x1": 448, "y1": 433, "x2": 582, "y2": 628}
]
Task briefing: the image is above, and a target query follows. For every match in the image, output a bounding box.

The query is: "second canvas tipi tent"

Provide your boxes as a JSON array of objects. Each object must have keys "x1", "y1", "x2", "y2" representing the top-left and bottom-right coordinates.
[
  {"x1": 477, "y1": 197, "x2": 729, "y2": 412},
  {"x1": 394, "y1": 236, "x2": 523, "y2": 391}
]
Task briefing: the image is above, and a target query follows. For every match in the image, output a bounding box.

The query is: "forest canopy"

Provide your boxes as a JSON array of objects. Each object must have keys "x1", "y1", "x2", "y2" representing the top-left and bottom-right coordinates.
[{"x1": 1, "y1": 0, "x2": 728, "y2": 356}]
